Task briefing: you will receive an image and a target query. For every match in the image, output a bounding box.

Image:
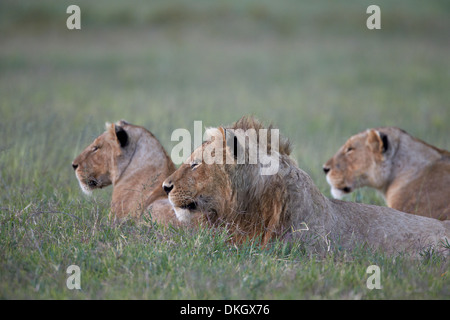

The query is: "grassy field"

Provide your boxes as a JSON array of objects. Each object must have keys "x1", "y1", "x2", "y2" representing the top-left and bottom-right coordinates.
[{"x1": 0, "y1": 0, "x2": 449, "y2": 300}]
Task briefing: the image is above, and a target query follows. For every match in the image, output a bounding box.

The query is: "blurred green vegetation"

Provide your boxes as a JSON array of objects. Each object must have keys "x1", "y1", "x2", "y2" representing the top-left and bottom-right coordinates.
[{"x1": 0, "y1": 0, "x2": 449, "y2": 299}]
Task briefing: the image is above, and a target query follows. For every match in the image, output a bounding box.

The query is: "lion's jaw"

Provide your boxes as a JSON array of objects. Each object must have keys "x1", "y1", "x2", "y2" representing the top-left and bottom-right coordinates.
[
  {"x1": 325, "y1": 172, "x2": 354, "y2": 199},
  {"x1": 172, "y1": 206, "x2": 192, "y2": 223},
  {"x1": 75, "y1": 169, "x2": 111, "y2": 195},
  {"x1": 75, "y1": 172, "x2": 94, "y2": 195},
  {"x1": 329, "y1": 186, "x2": 347, "y2": 200},
  {"x1": 75, "y1": 175, "x2": 93, "y2": 195}
]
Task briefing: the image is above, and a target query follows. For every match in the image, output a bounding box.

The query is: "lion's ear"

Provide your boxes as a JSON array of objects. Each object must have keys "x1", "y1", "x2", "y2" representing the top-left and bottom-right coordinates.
[
  {"x1": 114, "y1": 125, "x2": 129, "y2": 148},
  {"x1": 224, "y1": 128, "x2": 244, "y2": 160},
  {"x1": 379, "y1": 132, "x2": 389, "y2": 153},
  {"x1": 225, "y1": 129, "x2": 237, "y2": 159},
  {"x1": 367, "y1": 129, "x2": 388, "y2": 154}
]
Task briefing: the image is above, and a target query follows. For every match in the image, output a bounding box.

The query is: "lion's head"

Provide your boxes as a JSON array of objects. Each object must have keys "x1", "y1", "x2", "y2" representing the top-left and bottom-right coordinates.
[
  {"x1": 323, "y1": 128, "x2": 394, "y2": 199},
  {"x1": 72, "y1": 120, "x2": 133, "y2": 195},
  {"x1": 162, "y1": 116, "x2": 293, "y2": 242},
  {"x1": 73, "y1": 120, "x2": 178, "y2": 221},
  {"x1": 161, "y1": 126, "x2": 232, "y2": 222}
]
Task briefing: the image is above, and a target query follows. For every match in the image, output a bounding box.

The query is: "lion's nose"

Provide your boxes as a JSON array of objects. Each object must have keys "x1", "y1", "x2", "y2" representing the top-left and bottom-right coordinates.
[
  {"x1": 72, "y1": 162, "x2": 79, "y2": 170},
  {"x1": 163, "y1": 180, "x2": 174, "y2": 195},
  {"x1": 323, "y1": 165, "x2": 330, "y2": 174}
]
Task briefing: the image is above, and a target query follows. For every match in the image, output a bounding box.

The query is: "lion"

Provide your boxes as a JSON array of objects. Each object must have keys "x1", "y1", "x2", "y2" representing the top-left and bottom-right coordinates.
[
  {"x1": 72, "y1": 120, "x2": 181, "y2": 226},
  {"x1": 162, "y1": 116, "x2": 449, "y2": 256},
  {"x1": 323, "y1": 127, "x2": 450, "y2": 220}
]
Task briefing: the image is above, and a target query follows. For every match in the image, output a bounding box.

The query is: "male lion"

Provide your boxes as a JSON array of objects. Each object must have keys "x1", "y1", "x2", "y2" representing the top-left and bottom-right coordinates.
[
  {"x1": 72, "y1": 120, "x2": 180, "y2": 226},
  {"x1": 323, "y1": 127, "x2": 450, "y2": 220},
  {"x1": 162, "y1": 116, "x2": 449, "y2": 256}
]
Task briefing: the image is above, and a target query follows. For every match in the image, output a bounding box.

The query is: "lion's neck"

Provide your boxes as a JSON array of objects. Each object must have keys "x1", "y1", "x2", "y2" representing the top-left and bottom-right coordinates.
[
  {"x1": 383, "y1": 134, "x2": 443, "y2": 202},
  {"x1": 111, "y1": 135, "x2": 175, "y2": 219},
  {"x1": 230, "y1": 164, "x2": 336, "y2": 245}
]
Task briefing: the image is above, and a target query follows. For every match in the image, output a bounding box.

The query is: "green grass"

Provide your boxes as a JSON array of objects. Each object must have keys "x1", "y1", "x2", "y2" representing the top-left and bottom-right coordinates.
[
  {"x1": 1, "y1": 207, "x2": 448, "y2": 299},
  {"x1": 1, "y1": 0, "x2": 449, "y2": 299}
]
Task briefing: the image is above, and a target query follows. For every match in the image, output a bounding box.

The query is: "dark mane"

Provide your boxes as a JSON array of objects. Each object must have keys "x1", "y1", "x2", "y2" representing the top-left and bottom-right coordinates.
[{"x1": 201, "y1": 116, "x2": 296, "y2": 243}]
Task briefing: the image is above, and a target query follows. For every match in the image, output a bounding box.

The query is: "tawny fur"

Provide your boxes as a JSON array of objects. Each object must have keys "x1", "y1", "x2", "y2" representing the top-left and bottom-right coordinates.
[
  {"x1": 324, "y1": 127, "x2": 450, "y2": 220},
  {"x1": 72, "y1": 120, "x2": 180, "y2": 226},
  {"x1": 163, "y1": 117, "x2": 450, "y2": 256}
]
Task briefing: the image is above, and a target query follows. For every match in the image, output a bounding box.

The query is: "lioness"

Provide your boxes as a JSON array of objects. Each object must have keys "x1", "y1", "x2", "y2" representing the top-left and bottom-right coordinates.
[
  {"x1": 162, "y1": 116, "x2": 449, "y2": 255},
  {"x1": 72, "y1": 120, "x2": 180, "y2": 225},
  {"x1": 323, "y1": 127, "x2": 450, "y2": 220}
]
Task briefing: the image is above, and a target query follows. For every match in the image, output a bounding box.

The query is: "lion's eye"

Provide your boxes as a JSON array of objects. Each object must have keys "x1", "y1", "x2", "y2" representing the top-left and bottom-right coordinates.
[
  {"x1": 190, "y1": 162, "x2": 200, "y2": 169},
  {"x1": 345, "y1": 147, "x2": 354, "y2": 153},
  {"x1": 92, "y1": 146, "x2": 99, "y2": 152}
]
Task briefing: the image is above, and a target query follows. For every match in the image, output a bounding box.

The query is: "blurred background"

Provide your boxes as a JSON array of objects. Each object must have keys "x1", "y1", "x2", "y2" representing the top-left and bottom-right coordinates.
[{"x1": 1, "y1": 0, "x2": 449, "y2": 205}]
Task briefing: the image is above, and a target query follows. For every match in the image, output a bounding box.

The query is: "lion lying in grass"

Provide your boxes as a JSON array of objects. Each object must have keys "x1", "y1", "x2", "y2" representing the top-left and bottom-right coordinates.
[
  {"x1": 72, "y1": 120, "x2": 181, "y2": 226},
  {"x1": 162, "y1": 116, "x2": 449, "y2": 256},
  {"x1": 323, "y1": 127, "x2": 449, "y2": 220}
]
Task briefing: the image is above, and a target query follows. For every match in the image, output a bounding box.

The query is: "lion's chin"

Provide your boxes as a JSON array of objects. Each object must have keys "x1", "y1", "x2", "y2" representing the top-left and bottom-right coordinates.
[
  {"x1": 330, "y1": 186, "x2": 352, "y2": 199},
  {"x1": 78, "y1": 180, "x2": 93, "y2": 196},
  {"x1": 173, "y1": 207, "x2": 192, "y2": 223},
  {"x1": 75, "y1": 172, "x2": 108, "y2": 195},
  {"x1": 75, "y1": 174, "x2": 96, "y2": 196}
]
